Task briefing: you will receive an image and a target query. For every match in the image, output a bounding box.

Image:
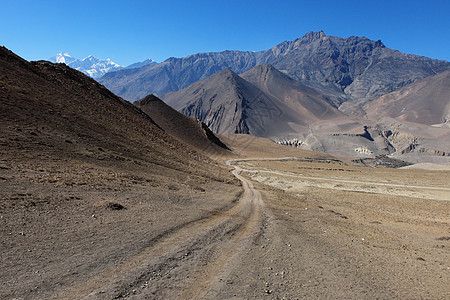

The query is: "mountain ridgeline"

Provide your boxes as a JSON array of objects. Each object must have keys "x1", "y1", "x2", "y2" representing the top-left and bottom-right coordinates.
[
  {"x1": 0, "y1": 46, "x2": 230, "y2": 177},
  {"x1": 162, "y1": 66, "x2": 346, "y2": 138},
  {"x1": 99, "y1": 31, "x2": 450, "y2": 109}
]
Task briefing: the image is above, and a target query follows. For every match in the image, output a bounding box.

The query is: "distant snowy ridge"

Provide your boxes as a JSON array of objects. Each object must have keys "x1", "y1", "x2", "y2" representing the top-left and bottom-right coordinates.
[
  {"x1": 48, "y1": 52, "x2": 156, "y2": 79},
  {"x1": 48, "y1": 52, "x2": 123, "y2": 79},
  {"x1": 51, "y1": 52, "x2": 77, "y2": 64}
]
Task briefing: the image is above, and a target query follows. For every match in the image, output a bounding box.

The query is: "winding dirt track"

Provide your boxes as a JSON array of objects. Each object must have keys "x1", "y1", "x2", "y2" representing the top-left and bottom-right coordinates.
[
  {"x1": 53, "y1": 158, "x2": 449, "y2": 299},
  {"x1": 56, "y1": 161, "x2": 265, "y2": 299}
]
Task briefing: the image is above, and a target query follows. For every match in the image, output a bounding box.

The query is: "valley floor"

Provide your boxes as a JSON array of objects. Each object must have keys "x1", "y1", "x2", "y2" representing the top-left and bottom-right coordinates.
[{"x1": 1, "y1": 154, "x2": 449, "y2": 299}]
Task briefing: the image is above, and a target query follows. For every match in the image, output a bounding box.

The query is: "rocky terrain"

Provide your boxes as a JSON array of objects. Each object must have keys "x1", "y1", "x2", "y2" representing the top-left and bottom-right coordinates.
[
  {"x1": 99, "y1": 30, "x2": 450, "y2": 107},
  {"x1": 1, "y1": 47, "x2": 449, "y2": 299},
  {"x1": 161, "y1": 63, "x2": 449, "y2": 163}
]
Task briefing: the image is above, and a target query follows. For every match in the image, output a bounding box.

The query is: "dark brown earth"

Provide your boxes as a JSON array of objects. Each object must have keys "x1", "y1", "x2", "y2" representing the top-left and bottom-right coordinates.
[{"x1": 134, "y1": 94, "x2": 231, "y2": 158}]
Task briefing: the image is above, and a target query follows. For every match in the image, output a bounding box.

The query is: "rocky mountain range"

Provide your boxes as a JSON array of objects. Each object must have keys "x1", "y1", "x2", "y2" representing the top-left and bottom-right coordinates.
[
  {"x1": 48, "y1": 52, "x2": 156, "y2": 79},
  {"x1": 99, "y1": 31, "x2": 450, "y2": 109},
  {"x1": 45, "y1": 31, "x2": 450, "y2": 163},
  {"x1": 162, "y1": 66, "x2": 347, "y2": 138},
  {"x1": 159, "y1": 63, "x2": 450, "y2": 163}
]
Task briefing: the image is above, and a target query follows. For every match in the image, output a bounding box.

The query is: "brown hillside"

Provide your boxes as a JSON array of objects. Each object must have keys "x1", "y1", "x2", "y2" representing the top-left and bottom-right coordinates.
[
  {"x1": 365, "y1": 70, "x2": 450, "y2": 126},
  {"x1": 135, "y1": 94, "x2": 231, "y2": 158},
  {"x1": 241, "y1": 64, "x2": 345, "y2": 122}
]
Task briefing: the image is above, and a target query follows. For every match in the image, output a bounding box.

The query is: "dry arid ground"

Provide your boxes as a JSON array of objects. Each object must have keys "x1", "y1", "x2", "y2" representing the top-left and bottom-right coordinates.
[{"x1": 2, "y1": 133, "x2": 449, "y2": 299}]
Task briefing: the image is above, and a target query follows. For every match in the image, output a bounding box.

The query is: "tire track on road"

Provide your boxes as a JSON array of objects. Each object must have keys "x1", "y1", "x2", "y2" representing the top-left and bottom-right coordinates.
[{"x1": 55, "y1": 160, "x2": 264, "y2": 299}]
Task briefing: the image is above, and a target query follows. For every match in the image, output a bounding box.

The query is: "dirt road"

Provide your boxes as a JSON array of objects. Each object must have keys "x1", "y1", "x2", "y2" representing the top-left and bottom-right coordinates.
[
  {"x1": 51, "y1": 157, "x2": 449, "y2": 299},
  {"x1": 54, "y1": 161, "x2": 265, "y2": 299}
]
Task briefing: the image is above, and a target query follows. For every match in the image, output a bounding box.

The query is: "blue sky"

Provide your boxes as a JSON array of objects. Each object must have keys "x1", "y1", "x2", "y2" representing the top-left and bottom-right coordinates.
[{"x1": 1, "y1": 0, "x2": 449, "y2": 66}]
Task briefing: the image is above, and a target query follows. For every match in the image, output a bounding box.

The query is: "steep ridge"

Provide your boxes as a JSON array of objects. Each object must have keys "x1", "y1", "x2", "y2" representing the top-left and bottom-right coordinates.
[
  {"x1": 0, "y1": 46, "x2": 217, "y2": 175},
  {"x1": 98, "y1": 31, "x2": 450, "y2": 106},
  {"x1": 364, "y1": 70, "x2": 450, "y2": 126},
  {"x1": 134, "y1": 94, "x2": 231, "y2": 156},
  {"x1": 162, "y1": 68, "x2": 299, "y2": 137}
]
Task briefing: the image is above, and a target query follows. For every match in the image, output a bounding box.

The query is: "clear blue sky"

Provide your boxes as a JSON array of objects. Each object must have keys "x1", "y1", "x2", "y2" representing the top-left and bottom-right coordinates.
[{"x1": 1, "y1": 0, "x2": 449, "y2": 66}]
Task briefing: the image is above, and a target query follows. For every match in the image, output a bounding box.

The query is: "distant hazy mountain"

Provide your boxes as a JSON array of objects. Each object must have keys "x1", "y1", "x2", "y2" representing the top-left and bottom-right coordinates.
[
  {"x1": 99, "y1": 31, "x2": 450, "y2": 106},
  {"x1": 49, "y1": 52, "x2": 124, "y2": 79},
  {"x1": 125, "y1": 58, "x2": 157, "y2": 70}
]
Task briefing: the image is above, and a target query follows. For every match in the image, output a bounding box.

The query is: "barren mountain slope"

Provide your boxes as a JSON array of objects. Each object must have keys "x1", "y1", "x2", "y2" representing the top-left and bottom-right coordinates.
[
  {"x1": 0, "y1": 46, "x2": 240, "y2": 299},
  {"x1": 134, "y1": 94, "x2": 231, "y2": 157},
  {"x1": 0, "y1": 46, "x2": 217, "y2": 173},
  {"x1": 365, "y1": 70, "x2": 450, "y2": 126},
  {"x1": 162, "y1": 68, "x2": 300, "y2": 137}
]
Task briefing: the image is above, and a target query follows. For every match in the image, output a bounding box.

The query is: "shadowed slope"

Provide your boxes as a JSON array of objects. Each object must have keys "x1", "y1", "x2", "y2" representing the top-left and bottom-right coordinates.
[
  {"x1": 0, "y1": 46, "x2": 229, "y2": 179},
  {"x1": 0, "y1": 46, "x2": 240, "y2": 299},
  {"x1": 135, "y1": 94, "x2": 231, "y2": 157}
]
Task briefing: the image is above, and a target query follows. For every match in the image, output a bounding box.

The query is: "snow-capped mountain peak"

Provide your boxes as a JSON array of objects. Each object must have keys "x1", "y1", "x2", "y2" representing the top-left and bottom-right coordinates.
[
  {"x1": 50, "y1": 52, "x2": 77, "y2": 64},
  {"x1": 48, "y1": 53, "x2": 124, "y2": 79}
]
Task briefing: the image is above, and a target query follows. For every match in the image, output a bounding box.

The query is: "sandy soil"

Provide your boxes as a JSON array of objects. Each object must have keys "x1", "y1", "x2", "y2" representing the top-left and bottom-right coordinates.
[
  {"x1": 1, "y1": 135, "x2": 449, "y2": 299},
  {"x1": 400, "y1": 162, "x2": 450, "y2": 171},
  {"x1": 0, "y1": 156, "x2": 241, "y2": 299}
]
